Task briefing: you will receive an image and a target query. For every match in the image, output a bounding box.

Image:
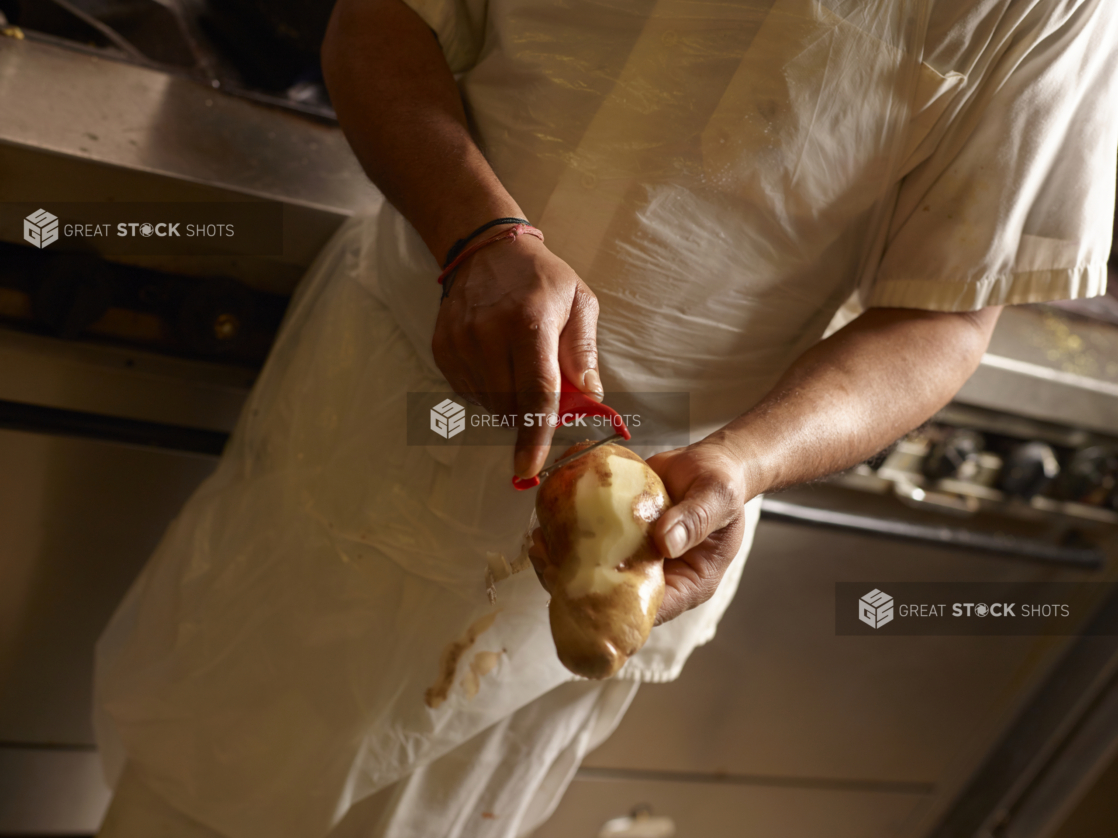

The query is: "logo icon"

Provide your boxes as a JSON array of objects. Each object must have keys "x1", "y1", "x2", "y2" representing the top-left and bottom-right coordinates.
[
  {"x1": 140, "y1": 223, "x2": 155, "y2": 237},
  {"x1": 859, "y1": 589, "x2": 894, "y2": 629},
  {"x1": 24, "y1": 209, "x2": 59, "y2": 249},
  {"x1": 430, "y1": 398, "x2": 466, "y2": 439}
]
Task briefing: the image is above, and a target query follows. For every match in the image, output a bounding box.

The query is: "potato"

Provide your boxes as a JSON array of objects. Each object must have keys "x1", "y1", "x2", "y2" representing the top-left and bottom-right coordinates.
[{"x1": 535, "y1": 442, "x2": 670, "y2": 679}]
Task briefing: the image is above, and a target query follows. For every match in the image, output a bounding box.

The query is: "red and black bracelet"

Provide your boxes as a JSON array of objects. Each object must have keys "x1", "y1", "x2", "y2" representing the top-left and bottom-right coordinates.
[{"x1": 438, "y1": 218, "x2": 544, "y2": 300}]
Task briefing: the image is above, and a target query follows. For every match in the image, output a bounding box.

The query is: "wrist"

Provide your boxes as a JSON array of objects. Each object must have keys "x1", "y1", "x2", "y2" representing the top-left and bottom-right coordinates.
[
  {"x1": 703, "y1": 426, "x2": 770, "y2": 500},
  {"x1": 440, "y1": 216, "x2": 537, "y2": 268},
  {"x1": 436, "y1": 222, "x2": 545, "y2": 297},
  {"x1": 426, "y1": 197, "x2": 528, "y2": 265}
]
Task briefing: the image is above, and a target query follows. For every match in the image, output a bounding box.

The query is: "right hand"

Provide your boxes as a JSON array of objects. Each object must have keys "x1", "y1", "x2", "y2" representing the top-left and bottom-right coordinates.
[{"x1": 432, "y1": 230, "x2": 602, "y2": 479}]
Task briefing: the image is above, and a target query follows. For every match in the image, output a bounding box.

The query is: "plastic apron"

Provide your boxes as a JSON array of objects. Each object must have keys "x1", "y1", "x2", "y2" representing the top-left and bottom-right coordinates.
[{"x1": 94, "y1": 2, "x2": 933, "y2": 837}]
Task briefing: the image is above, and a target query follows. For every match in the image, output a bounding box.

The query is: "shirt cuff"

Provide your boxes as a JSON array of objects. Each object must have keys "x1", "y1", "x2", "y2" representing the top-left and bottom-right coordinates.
[{"x1": 867, "y1": 264, "x2": 1109, "y2": 312}]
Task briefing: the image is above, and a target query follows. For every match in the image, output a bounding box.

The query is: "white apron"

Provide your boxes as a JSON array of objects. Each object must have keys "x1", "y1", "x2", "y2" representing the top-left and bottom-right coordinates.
[{"x1": 94, "y1": 1, "x2": 1117, "y2": 836}]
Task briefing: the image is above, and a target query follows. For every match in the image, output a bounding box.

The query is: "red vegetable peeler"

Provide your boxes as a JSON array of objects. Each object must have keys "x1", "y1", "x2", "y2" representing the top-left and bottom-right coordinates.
[{"x1": 511, "y1": 375, "x2": 631, "y2": 491}]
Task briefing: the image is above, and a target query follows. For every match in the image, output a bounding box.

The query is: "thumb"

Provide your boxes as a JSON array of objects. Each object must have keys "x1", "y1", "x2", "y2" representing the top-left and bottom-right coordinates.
[
  {"x1": 557, "y1": 283, "x2": 603, "y2": 400},
  {"x1": 655, "y1": 476, "x2": 741, "y2": 559}
]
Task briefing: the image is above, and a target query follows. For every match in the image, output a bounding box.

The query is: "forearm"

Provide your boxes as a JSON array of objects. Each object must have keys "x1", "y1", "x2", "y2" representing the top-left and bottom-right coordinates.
[
  {"x1": 325, "y1": 0, "x2": 606, "y2": 475},
  {"x1": 321, "y1": 0, "x2": 519, "y2": 260},
  {"x1": 715, "y1": 306, "x2": 1002, "y2": 496}
]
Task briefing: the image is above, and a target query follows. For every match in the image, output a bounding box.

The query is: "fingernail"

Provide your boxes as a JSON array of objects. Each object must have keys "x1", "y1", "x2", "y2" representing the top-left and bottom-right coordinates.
[
  {"x1": 514, "y1": 449, "x2": 535, "y2": 479},
  {"x1": 583, "y1": 369, "x2": 604, "y2": 401},
  {"x1": 664, "y1": 524, "x2": 688, "y2": 558}
]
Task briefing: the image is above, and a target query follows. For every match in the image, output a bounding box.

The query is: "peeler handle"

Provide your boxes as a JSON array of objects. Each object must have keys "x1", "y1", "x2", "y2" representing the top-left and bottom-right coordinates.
[{"x1": 557, "y1": 376, "x2": 631, "y2": 441}]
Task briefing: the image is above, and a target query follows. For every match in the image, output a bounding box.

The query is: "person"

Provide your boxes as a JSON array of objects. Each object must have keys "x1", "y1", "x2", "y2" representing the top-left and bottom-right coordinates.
[{"x1": 94, "y1": 0, "x2": 1118, "y2": 836}]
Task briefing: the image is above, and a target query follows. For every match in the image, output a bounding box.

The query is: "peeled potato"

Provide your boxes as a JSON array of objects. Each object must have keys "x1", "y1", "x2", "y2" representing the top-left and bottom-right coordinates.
[{"x1": 535, "y1": 442, "x2": 670, "y2": 679}]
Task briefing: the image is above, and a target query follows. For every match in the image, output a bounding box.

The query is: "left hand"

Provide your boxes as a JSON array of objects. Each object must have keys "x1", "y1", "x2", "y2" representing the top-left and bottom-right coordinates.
[
  {"x1": 645, "y1": 438, "x2": 751, "y2": 624},
  {"x1": 527, "y1": 437, "x2": 751, "y2": 625}
]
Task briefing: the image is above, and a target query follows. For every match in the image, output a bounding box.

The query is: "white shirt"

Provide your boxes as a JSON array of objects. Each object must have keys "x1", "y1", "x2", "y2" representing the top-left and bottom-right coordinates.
[{"x1": 390, "y1": 0, "x2": 1116, "y2": 433}]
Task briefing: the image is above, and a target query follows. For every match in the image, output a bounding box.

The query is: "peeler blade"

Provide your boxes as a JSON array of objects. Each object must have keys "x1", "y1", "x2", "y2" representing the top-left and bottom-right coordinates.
[{"x1": 511, "y1": 433, "x2": 626, "y2": 491}]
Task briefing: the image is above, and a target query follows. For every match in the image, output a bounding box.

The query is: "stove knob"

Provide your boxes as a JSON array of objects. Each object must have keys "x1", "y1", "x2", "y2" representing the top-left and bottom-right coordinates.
[
  {"x1": 1055, "y1": 446, "x2": 1118, "y2": 506},
  {"x1": 998, "y1": 441, "x2": 1060, "y2": 499},
  {"x1": 923, "y1": 429, "x2": 985, "y2": 481}
]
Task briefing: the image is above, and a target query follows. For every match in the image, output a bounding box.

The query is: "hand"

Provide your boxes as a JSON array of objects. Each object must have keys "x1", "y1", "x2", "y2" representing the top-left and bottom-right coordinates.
[
  {"x1": 645, "y1": 438, "x2": 751, "y2": 624},
  {"x1": 526, "y1": 437, "x2": 752, "y2": 626},
  {"x1": 432, "y1": 232, "x2": 602, "y2": 478}
]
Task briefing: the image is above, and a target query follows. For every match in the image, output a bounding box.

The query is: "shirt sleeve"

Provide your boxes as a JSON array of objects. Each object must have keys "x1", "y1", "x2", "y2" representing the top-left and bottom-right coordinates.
[
  {"x1": 869, "y1": 0, "x2": 1118, "y2": 311},
  {"x1": 400, "y1": 0, "x2": 489, "y2": 74}
]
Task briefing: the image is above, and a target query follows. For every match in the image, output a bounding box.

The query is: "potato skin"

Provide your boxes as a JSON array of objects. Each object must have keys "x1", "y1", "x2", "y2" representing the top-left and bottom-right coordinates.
[{"x1": 536, "y1": 443, "x2": 669, "y2": 679}]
